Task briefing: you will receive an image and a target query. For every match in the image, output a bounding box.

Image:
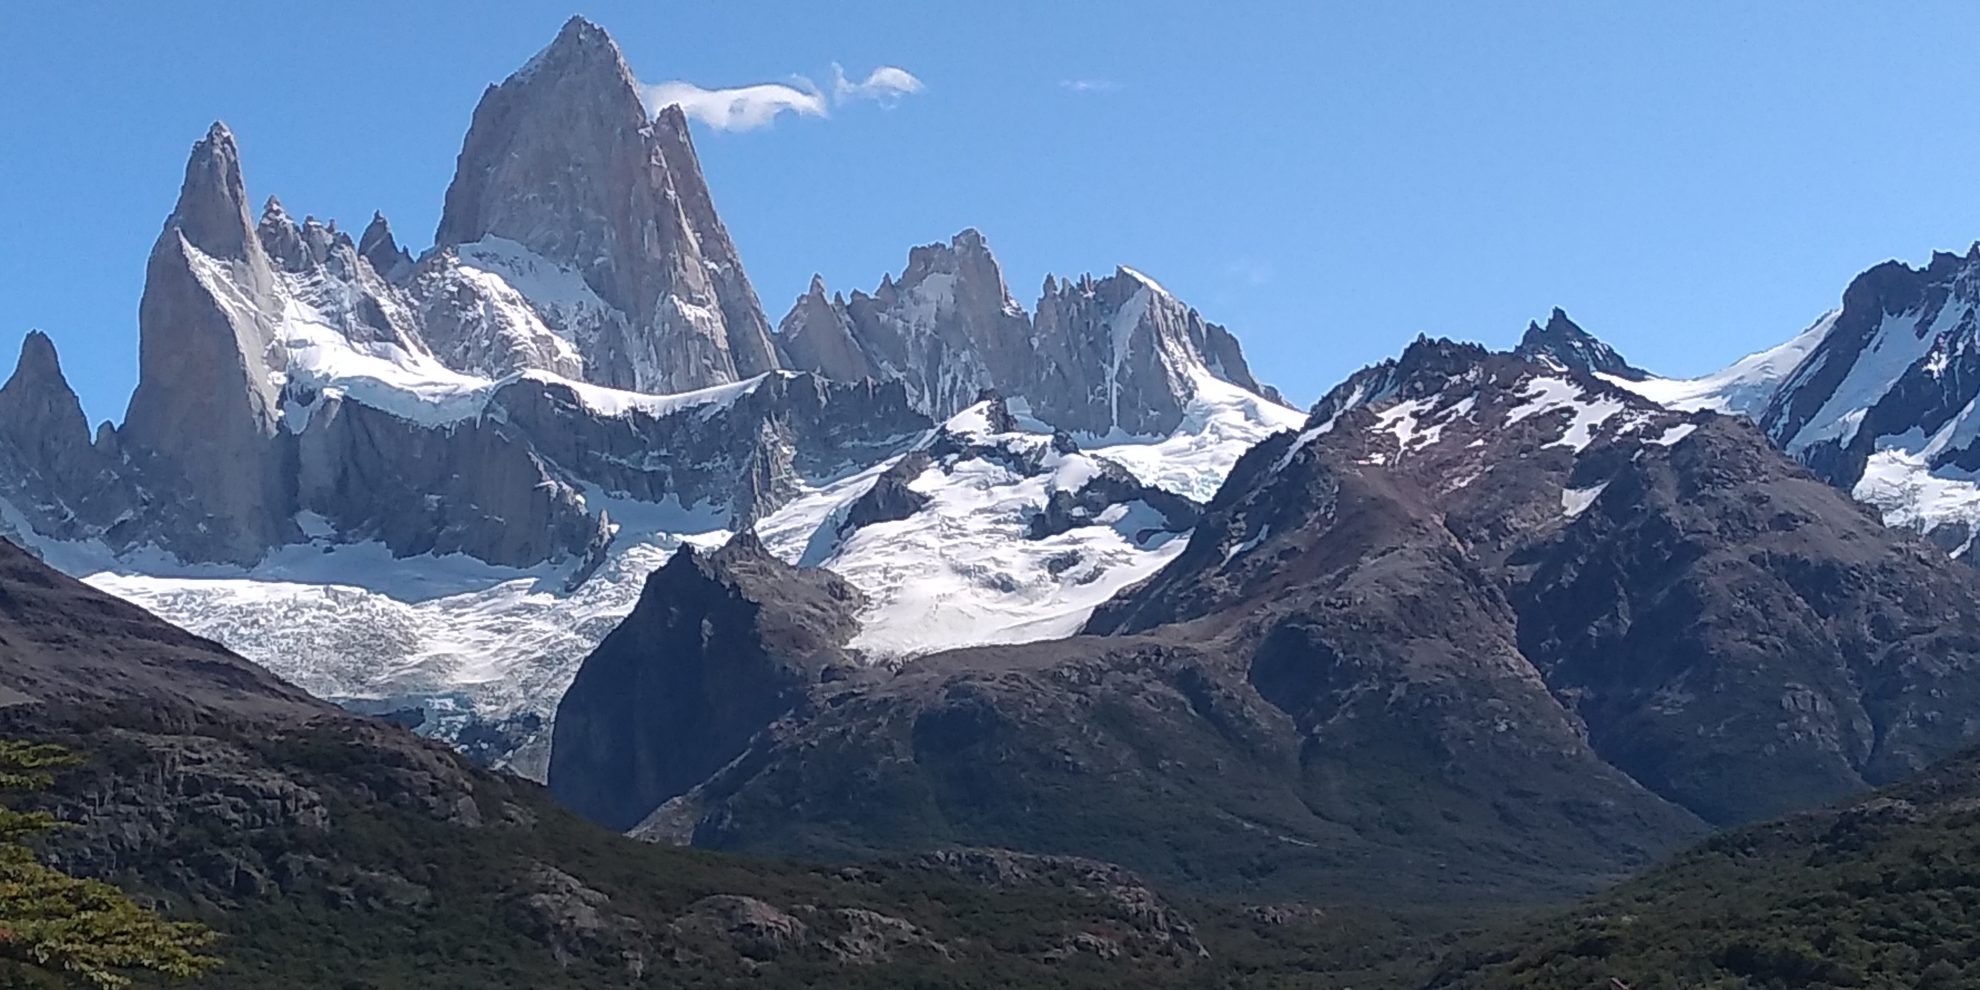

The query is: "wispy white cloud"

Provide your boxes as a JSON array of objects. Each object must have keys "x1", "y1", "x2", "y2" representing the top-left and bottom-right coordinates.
[
  {"x1": 641, "y1": 78, "x2": 826, "y2": 131},
  {"x1": 1060, "y1": 78, "x2": 1123, "y2": 94},
  {"x1": 1224, "y1": 258, "x2": 1275, "y2": 287},
  {"x1": 833, "y1": 64, "x2": 925, "y2": 105},
  {"x1": 642, "y1": 63, "x2": 924, "y2": 132}
]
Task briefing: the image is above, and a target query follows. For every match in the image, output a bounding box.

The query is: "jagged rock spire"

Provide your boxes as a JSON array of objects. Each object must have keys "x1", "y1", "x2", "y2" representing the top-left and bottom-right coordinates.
[
  {"x1": 433, "y1": 16, "x2": 778, "y2": 394},
  {"x1": 358, "y1": 211, "x2": 414, "y2": 280},
  {"x1": 775, "y1": 228, "x2": 1282, "y2": 434},
  {"x1": 122, "y1": 122, "x2": 293, "y2": 563}
]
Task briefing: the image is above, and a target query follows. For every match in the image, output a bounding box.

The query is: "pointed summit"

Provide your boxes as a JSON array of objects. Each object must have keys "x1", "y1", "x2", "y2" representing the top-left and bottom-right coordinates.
[
  {"x1": 0, "y1": 332, "x2": 103, "y2": 514},
  {"x1": 0, "y1": 331, "x2": 89, "y2": 458},
  {"x1": 167, "y1": 121, "x2": 257, "y2": 261},
  {"x1": 1514, "y1": 307, "x2": 1647, "y2": 381},
  {"x1": 433, "y1": 17, "x2": 778, "y2": 393},
  {"x1": 357, "y1": 211, "x2": 414, "y2": 280},
  {"x1": 123, "y1": 122, "x2": 291, "y2": 563},
  {"x1": 7, "y1": 330, "x2": 65, "y2": 388},
  {"x1": 514, "y1": 15, "x2": 637, "y2": 95},
  {"x1": 776, "y1": 273, "x2": 873, "y2": 382}
]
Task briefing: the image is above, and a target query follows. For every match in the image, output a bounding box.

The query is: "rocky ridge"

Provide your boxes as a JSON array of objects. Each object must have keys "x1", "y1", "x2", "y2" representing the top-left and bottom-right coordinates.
[{"x1": 778, "y1": 229, "x2": 1281, "y2": 435}]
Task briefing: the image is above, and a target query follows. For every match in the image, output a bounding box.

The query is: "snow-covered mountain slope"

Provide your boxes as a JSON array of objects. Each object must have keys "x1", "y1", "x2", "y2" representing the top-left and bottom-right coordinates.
[
  {"x1": 1608, "y1": 311, "x2": 1837, "y2": 416},
  {"x1": 1612, "y1": 245, "x2": 1980, "y2": 556},
  {"x1": 44, "y1": 376, "x2": 1301, "y2": 778}
]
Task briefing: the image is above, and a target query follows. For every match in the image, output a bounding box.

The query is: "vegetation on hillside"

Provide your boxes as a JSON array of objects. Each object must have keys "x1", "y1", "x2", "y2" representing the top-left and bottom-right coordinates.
[
  {"x1": 1424, "y1": 750, "x2": 1980, "y2": 989},
  {"x1": 0, "y1": 741, "x2": 217, "y2": 989}
]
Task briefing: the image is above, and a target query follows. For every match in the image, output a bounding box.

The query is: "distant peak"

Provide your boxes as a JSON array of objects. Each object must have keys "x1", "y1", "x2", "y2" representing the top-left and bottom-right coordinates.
[
  {"x1": 806, "y1": 273, "x2": 829, "y2": 296},
  {"x1": 1514, "y1": 308, "x2": 1647, "y2": 381},
  {"x1": 260, "y1": 195, "x2": 289, "y2": 223},
  {"x1": 1523, "y1": 306, "x2": 1585, "y2": 342},
  {"x1": 515, "y1": 13, "x2": 634, "y2": 89}
]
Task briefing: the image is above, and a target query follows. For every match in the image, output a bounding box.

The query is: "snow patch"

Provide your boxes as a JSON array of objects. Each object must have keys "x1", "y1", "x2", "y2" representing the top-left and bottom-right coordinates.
[{"x1": 1560, "y1": 483, "x2": 1607, "y2": 518}]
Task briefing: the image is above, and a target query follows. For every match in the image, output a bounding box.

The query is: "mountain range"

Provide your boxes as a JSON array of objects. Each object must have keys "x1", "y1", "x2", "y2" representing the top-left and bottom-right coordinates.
[{"x1": 8, "y1": 14, "x2": 1980, "y2": 986}]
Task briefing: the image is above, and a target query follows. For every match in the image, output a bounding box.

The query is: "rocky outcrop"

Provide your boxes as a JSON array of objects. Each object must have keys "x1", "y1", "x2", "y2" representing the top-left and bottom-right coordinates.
[
  {"x1": 912, "y1": 849, "x2": 1205, "y2": 960},
  {"x1": 776, "y1": 230, "x2": 1030, "y2": 416},
  {"x1": 433, "y1": 16, "x2": 778, "y2": 393},
  {"x1": 1025, "y1": 455, "x2": 1201, "y2": 541},
  {"x1": 548, "y1": 532, "x2": 868, "y2": 830},
  {"x1": 1098, "y1": 335, "x2": 1980, "y2": 826},
  {"x1": 839, "y1": 452, "x2": 932, "y2": 534},
  {"x1": 777, "y1": 230, "x2": 1281, "y2": 436},
  {"x1": 405, "y1": 246, "x2": 587, "y2": 380},
  {"x1": 1758, "y1": 247, "x2": 1980, "y2": 494}
]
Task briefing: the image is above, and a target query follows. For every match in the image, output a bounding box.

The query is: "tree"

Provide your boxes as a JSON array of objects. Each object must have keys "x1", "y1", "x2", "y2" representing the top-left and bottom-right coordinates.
[{"x1": 0, "y1": 741, "x2": 218, "y2": 988}]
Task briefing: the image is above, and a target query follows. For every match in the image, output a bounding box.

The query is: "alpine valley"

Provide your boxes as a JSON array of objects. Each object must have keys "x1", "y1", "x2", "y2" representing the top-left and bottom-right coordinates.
[{"x1": 10, "y1": 14, "x2": 1980, "y2": 990}]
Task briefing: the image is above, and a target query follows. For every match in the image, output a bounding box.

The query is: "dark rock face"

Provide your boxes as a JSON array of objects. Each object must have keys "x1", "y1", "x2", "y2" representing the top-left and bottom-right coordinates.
[
  {"x1": 1025, "y1": 457, "x2": 1201, "y2": 540},
  {"x1": 1515, "y1": 418, "x2": 1980, "y2": 823},
  {"x1": 776, "y1": 230, "x2": 1281, "y2": 435},
  {"x1": 433, "y1": 17, "x2": 777, "y2": 393},
  {"x1": 290, "y1": 394, "x2": 599, "y2": 567},
  {"x1": 840, "y1": 452, "x2": 932, "y2": 533},
  {"x1": 548, "y1": 533, "x2": 867, "y2": 830},
  {"x1": 489, "y1": 372, "x2": 928, "y2": 522},
  {"x1": 1513, "y1": 307, "x2": 1647, "y2": 380},
  {"x1": 634, "y1": 627, "x2": 1692, "y2": 907}
]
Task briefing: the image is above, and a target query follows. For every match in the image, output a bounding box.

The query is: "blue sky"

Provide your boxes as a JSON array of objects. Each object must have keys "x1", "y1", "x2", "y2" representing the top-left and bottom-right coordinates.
[{"x1": 5, "y1": 2, "x2": 1980, "y2": 425}]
